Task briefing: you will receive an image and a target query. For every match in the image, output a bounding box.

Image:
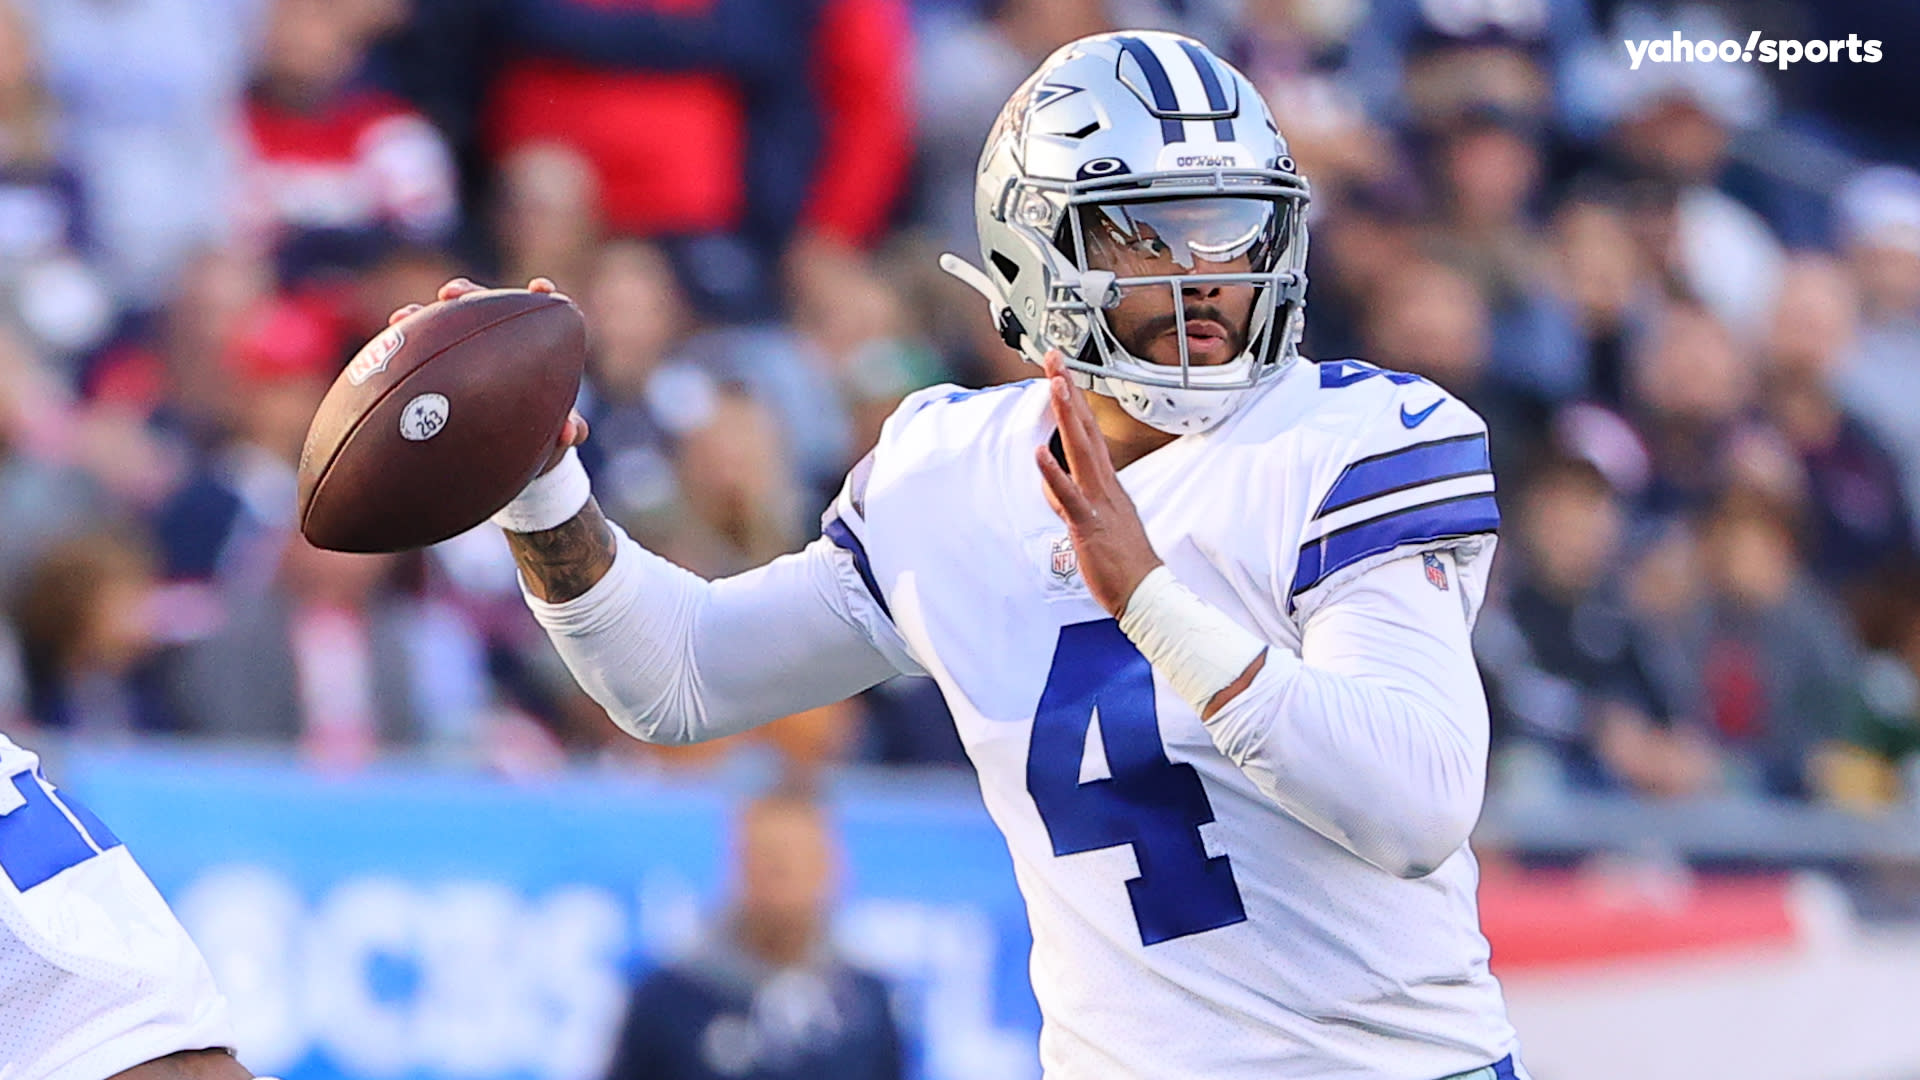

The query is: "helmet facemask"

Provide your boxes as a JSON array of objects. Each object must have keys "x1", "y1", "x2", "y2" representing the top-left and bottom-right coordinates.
[{"x1": 1013, "y1": 171, "x2": 1310, "y2": 434}]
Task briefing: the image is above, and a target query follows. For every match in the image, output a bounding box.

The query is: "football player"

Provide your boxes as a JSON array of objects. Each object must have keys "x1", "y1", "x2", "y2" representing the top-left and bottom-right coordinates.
[
  {"x1": 408, "y1": 30, "x2": 1523, "y2": 1080},
  {"x1": 1, "y1": 733, "x2": 258, "y2": 1080}
]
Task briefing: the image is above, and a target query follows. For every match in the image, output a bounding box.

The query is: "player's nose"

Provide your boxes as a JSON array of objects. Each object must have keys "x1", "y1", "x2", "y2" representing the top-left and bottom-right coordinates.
[{"x1": 1180, "y1": 277, "x2": 1222, "y2": 299}]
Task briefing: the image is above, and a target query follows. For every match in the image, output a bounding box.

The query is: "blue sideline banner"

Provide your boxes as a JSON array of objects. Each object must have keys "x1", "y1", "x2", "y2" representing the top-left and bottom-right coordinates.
[{"x1": 62, "y1": 749, "x2": 1043, "y2": 1080}]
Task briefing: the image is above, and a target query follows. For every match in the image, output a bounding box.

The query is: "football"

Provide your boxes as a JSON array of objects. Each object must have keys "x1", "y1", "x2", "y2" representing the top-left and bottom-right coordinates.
[{"x1": 297, "y1": 288, "x2": 586, "y2": 553}]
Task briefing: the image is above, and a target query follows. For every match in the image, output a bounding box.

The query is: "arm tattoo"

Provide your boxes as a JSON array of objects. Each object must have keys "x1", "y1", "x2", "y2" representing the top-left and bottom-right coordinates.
[{"x1": 505, "y1": 497, "x2": 618, "y2": 603}]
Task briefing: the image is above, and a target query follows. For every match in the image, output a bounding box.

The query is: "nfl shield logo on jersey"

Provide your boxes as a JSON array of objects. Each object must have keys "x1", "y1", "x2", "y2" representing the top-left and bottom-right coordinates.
[
  {"x1": 1423, "y1": 551, "x2": 1450, "y2": 591},
  {"x1": 1050, "y1": 535, "x2": 1078, "y2": 581}
]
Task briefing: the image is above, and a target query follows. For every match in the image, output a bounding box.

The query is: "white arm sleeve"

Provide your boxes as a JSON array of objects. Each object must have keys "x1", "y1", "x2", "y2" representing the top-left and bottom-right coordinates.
[
  {"x1": 524, "y1": 523, "x2": 922, "y2": 745},
  {"x1": 1201, "y1": 550, "x2": 1489, "y2": 879}
]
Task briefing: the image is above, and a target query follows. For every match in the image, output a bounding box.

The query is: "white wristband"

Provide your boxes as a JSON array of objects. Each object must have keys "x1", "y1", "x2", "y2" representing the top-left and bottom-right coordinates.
[
  {"x1": 1118, "y1": 566, "x2": 1268, "y2": 715},
  {"x1": 490, "y1": 447, "x2": 592, "y2": 533}
]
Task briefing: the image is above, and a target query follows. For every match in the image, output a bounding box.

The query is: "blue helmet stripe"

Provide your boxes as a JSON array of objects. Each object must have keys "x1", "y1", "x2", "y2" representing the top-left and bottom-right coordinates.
[
  {"x1": 1116, "y1": 36, "x2": 1185, "y2": 144},
  {"x1": 1176, "y1": 39, "x2": 1236, "y2": 142}
]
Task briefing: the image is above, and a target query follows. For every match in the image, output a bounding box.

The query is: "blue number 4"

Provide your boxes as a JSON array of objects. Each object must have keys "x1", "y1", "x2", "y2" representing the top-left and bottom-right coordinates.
[
  {"x1": 1027, "y1": 620, "x2": 1246, "y2": 945},
  {"x1": 0, "y1": 770, "x2": 122, "y2": 892}
]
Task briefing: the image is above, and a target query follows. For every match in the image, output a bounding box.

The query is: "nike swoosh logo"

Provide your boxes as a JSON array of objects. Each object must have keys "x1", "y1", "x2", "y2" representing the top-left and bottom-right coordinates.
[{"x1": 1400, "y1": 400, "x2": 1442, "y2": 428}]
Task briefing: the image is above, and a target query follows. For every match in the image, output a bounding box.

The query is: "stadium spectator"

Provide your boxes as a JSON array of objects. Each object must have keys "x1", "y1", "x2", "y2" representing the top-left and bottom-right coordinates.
[
  {"x1": 604, "y1": 785, "x2": 903, "y2": 1080},
  {"x1": 1227, "y1": 0, "x2": 1391, "y2": 199},
  {"x1": 1547, "y1": 191, "x2": 1653, "y2": 409},
  {"x1": 1346, "y1": 0, "x2": 1592, "y2": 133},
  {"x1": 1622, "y1": 299, "x2": 1759, "y2": 522},
  {"x1": 241, "y1": 0, "x2": 459, "y2": 288},
  {"x1": 1758, "y1": 255, "x2": 1915, "y2": 587},
  {"x1": 575, "y1": 240, "x2": 708, "y2": 547},
  {"x1": 23, "y1": 0, "x2": 265, "y2": 308},
  {"x1": 494, "y1": 143, "x2": 603, "y2": 294},
  {"x1": 489, "y1": 0, "x2": 913, "y2": 314},
  {"x1": 1576, "y1": 22, "x2": 1785, "y2": 338},
  {"x1": 1833, "y1": 166, "x2": 1920, "y2": 544},
  {"x1": 0, "y1": 4, "x2": 114, "y2": 364},
  {"x1": 167, "y1": 534, "x2": 489, "y2": 767},
  {"x1": 1419, "y1": 107, "x2": 1585, "y2": 404},
  {"x1": 914, "y1": 0, "x2": 1111, "y2": 254},
  {"x1": 150, "y1": 291, "x2": 343, "y2": 592},
  {"x1": 1477, "y1": 456, "x2": 1719, "y2": 798},
  {"x1": 10, "y1": 529, "x2": 172, "y2": 735},
  {"x1": 0, "y1": 329, "x2": 113, "y2": 591},
  {"x1": 1687, "y1": 490, "x2": 1864, "y2": 799},
  {"x1": 573, "y1": 240, "x2": 808, "y2": 573}
]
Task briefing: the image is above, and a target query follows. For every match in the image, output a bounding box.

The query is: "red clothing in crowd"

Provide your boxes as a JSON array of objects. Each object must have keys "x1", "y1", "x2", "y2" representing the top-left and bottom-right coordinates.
[
  {"x1": 489, "y1": 0, "x2": 911, "y2": 246},
  {"x1": 244, "y1": 88, "x2": 460, "y2": 251}
]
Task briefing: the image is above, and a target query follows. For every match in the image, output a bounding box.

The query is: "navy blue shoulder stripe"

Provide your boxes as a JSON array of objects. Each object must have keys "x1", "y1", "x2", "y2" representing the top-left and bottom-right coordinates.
[
  {"x1": 1315, "y1": 432, "x2": 1490, "y2": 518},
  {"x1": 824, "y1": 514, "x2": 892, "y2": 619},
  {"x1": 1116, "y1": 36, "x2": 1185, "y2": 144},
  {"x1": 1175, "y1": 39, "x2": 1235, "y2": 142},
  {"x1": 1292, "y1": 493, "x2": 1500, "y2": 600}
]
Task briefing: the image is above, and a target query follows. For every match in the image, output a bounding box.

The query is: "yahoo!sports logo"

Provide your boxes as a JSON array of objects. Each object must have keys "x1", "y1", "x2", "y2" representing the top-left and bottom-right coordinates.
[{"x1": 1625, "y1": 30, "x2": 1883, "y2": 70}]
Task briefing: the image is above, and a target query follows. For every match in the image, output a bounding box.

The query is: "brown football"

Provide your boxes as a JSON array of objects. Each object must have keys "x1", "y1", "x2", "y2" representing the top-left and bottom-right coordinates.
[{"x1": 297, "y1": 288, "x2": 586, "y2": 553}]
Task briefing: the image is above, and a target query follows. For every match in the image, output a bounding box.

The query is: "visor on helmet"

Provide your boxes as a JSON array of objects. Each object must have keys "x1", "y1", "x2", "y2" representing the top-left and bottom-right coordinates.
[{"x1": 1072, "y1": 196, "x2": 1291, "y2": 277}]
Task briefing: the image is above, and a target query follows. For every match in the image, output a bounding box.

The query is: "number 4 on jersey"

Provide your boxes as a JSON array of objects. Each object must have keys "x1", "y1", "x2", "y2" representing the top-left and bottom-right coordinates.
[{"x1": 1027, "y1": 620, "x2": 1246, "y2": 945}]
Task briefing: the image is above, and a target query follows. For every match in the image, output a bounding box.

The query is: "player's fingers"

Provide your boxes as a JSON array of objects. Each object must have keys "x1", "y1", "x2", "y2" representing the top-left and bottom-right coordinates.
[
  {"x1": 1045, "y1": 357, "x2": 1107, "y2": 490},
  {"x1": 1036, "y1": 443, "x2": 1092, "y2": 523},
  {"x1": 436, "y1": 277, "x2": 482, "y2": 302},
  {"x1": 1044, "y1": 352, "x2": 1102, "y2": 466},
  {"x1": 387, "y1": 303, "x2": 423, "y2": 326},
  {"x1": 563, "y1": 410, "x2": 589, "y2": 449}
]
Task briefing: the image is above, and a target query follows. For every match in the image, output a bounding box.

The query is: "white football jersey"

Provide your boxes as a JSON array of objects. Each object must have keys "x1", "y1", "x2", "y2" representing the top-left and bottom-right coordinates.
[
  {"x1": 0, "y1": 734, "x2": 234, "y2": 1080},
  {"x1": 824, "y1": 359, "x2": 1516, "y2": 1079}
]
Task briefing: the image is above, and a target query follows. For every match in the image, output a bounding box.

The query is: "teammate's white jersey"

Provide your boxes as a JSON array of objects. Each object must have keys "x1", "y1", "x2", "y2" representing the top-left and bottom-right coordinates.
[
  {"x1": 0, "y1": 734, "x2": 233, "y2": 1080},
  {"x1": 824, "y1": 359, "x2": 1516, "y2": 1079}
]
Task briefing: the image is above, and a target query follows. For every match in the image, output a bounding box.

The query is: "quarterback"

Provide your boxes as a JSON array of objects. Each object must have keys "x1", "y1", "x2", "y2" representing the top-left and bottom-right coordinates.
[{"x1": 410, "y1": 31, "x2": 1523, "y2": 1080}]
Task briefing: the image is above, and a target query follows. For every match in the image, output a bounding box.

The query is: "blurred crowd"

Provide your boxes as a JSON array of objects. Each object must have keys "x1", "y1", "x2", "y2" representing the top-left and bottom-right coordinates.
[{"x1": 0, "y1": 0, "x2": 1917, "y2": 809}]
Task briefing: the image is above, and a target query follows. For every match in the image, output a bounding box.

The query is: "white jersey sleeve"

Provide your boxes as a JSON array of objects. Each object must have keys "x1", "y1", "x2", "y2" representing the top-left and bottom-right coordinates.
[
  {"x1": 0, "y1": 735, "x2": 234, "y2": 1080},
  {"x1": 1287, "y1": 362, "x2": 1499, "y2": 625},
  {"x1": 528, "y1": 521, "x2": 919, "y2": 745},
  {"x1": 526, "y1": 392, "x2": 952, "y2": 745},
  {"x1": 1199, "y1": 365, "x2": 1502, "y2": 877},
  {"x1": 1203, "y1": 551, "x2": 1491, "y2": 878}
]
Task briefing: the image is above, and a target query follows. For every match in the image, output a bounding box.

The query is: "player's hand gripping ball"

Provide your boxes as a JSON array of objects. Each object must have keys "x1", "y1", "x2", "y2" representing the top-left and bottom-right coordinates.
[{"x1": 297, "y1": 279, "x2": 586, "y2": 552}]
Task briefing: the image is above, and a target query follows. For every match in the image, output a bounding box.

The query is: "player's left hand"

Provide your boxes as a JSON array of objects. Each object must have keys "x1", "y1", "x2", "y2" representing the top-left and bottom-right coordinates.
[{"x1": 1035, "y1": 350, "x2": 1164, "y2": 617}]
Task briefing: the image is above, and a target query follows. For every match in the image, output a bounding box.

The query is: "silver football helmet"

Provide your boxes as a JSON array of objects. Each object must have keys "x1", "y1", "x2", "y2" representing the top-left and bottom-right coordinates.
[{"x1": 943, "y1": 31, "x2": 1310, "y2": 435}]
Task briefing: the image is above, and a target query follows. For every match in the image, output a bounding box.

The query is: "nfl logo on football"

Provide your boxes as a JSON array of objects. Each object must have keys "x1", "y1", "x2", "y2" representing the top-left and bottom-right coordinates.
[{"x1": 1050, "y1": 535, "x2": 1078, "y2": 582}]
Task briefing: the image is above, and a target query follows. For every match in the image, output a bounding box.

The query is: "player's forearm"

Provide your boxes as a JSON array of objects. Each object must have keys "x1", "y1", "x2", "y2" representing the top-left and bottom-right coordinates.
[
  {"x1": 1125, "y1": 554, "x2": 1489, "y2": 878},
  {"x1": 505, "y1": 497, "x2": 619, "y2": 603},
  {"x1": 1215, "y1": 555, "x2": 1490, "y2": 877},
  {"x1": 523, "y1": 525, "x2": 902, "y2": 744},
  {"x1": 1204, "y1": 656, "x2": 1485, "y2": 879}
]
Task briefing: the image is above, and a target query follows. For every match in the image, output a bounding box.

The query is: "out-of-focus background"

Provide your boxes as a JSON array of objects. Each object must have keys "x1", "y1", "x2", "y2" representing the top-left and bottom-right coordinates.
[{"x1": 4, "y1": 0, "x2": 1920, "y2": 1077}]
